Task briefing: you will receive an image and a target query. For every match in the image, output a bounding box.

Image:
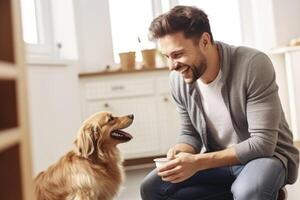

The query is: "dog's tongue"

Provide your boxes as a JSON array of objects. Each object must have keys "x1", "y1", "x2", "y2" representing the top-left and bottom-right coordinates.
[{"x1": 111, "y1": 129, "x2": 133, "y2": 140}]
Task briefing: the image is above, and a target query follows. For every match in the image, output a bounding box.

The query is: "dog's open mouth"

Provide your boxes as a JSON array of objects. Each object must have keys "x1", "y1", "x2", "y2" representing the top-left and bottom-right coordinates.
[{"x1": 111, "y1": 130, "x2": 133, "y2": 141}]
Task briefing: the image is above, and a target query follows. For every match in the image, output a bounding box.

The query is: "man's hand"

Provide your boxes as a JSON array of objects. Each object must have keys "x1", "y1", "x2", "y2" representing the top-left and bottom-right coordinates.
[
  {"x1": 157, "y1": 152, "x2": 199, "y2": 183},
  {"x1": 166, "y1": 143, "x2": 196, "y2": 159},
  {"x1": 158, "y1": 147, "x2": 240, "y2": 183},
  {"x1": 166, "y1": 146, "x2": 178, "y2": 159}
]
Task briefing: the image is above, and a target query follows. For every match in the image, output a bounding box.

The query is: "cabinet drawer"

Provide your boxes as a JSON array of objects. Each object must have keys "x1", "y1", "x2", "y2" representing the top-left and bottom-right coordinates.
[{"x1": 85, "y1": 79, "x2": 154, "y2": 100}]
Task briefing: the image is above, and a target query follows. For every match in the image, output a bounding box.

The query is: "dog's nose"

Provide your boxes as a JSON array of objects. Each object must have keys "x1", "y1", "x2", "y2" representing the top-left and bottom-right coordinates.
[{"x1": 128, "y1": 114, "x2": 134, "y2": 120}]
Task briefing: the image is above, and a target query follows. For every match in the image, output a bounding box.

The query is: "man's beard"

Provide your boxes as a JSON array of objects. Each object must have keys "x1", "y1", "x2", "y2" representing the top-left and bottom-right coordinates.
[{"x1": 189, "y1": 62, "x2": 206, "y2": 84}]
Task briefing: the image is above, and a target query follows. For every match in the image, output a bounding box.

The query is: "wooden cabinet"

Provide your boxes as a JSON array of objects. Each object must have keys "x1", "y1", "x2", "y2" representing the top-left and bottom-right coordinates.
[
  {"x1": 0, "y1": 0, "x2": 35, "y2": 199},
  {"x1": 79, "y1": 69, "x2": 180, "y2": 159}
]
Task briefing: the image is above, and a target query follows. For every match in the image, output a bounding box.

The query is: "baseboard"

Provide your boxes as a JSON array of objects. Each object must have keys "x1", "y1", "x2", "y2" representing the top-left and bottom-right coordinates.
[{"x1": 125, "y1": 163, "x2": 155, "y2": 171}]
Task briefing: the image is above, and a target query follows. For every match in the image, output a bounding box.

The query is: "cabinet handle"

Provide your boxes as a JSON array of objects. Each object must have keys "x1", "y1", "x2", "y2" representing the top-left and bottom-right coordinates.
[
  {"x1": 111, "y1": 85, "x2": 125, "y2": 91},
  {"x1": 104, "y1": 103, "x2": 110, "y2": 108}
]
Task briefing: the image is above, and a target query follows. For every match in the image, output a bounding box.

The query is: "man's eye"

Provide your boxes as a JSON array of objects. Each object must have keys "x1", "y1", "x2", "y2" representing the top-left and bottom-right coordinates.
[{"x1": 173, "y1": 53, "x2": 182, "y2": 59}]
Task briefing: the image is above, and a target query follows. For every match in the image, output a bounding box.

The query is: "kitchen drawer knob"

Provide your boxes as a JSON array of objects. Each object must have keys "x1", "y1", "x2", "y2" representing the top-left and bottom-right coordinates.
[{"x1": 104, "y1": 103, "x2": 110, "y2": 108}]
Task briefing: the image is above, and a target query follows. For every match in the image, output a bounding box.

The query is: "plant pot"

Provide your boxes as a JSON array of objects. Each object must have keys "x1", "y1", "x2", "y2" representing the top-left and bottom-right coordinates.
[
  {"x1": 141, "y1": 49, "x2": 156, "y2": 69},
  {"x1": 119, "y1": 51, "x2": 136, "y2": 70}
]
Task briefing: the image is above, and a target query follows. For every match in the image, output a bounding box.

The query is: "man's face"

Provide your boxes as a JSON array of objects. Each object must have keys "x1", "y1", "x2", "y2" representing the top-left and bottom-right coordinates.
[{"x1": 158, "y1": 32, "x2": 207, "y2": 84}]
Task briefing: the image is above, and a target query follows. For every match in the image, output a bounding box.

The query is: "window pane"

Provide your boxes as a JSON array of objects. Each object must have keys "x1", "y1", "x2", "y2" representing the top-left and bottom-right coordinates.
[
  {"x1": 109, "y1": 0, "x2": 155, "y2": 62},
  {"x1": 20, "y1": 0, "x2": 39, "y2": 44},
  {"x1": 161, "y1": 0, "x2": 171, "y2": 13},
  {"x1": 178, "y1": 0, "x2": 242, "y2": 45}
]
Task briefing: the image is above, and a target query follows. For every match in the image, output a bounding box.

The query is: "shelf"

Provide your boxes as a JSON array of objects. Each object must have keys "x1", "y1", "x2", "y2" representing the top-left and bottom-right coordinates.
[
  {"x1": 79, "y1": 67, "x2": 169, "y2": 78},
  {"x1": 269, "y1": 45, "x2": 300, "y2": 55},
  {"x1": 0, "y1": 62, "x2": 17, "y2": 79},
  {"x1": 0, "y1": 128, "x2": 20, "y2": 152}
]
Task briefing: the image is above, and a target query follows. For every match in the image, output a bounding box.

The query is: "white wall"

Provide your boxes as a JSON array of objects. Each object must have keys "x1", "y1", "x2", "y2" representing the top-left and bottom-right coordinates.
[
  {"x1": 272, "y1": 0, "x2": 300, "y2": 47},
  {"x1": 270, "y1": 54, "x2": 291, "y2": 124},
  {"x1": 249, "y1": 0, "x2": 277, "y2": 50},
  {"x1": 27, "y1": 63, "x2": 82, "y2": 175},
  {"x1": 245, "y1": 0, "x2": 300, "y2": 128},
  {"x1": 26, "y1": 0, "x2": 82, "y2": 175},
  {"x1": 51, "y1": 0, "x2": 78, "y2": 60},
  {"x1": 73, "y1": 0, "x2": 114, "y2": 72},
  {"x1": 247, "y1": 0, "x2": 300, "y2": 50}
]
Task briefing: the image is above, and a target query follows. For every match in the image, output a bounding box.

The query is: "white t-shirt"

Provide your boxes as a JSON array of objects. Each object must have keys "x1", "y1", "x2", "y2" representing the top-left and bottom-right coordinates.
[{"x1": 197, "y1": 70, "x2": 239, "y2": 150}]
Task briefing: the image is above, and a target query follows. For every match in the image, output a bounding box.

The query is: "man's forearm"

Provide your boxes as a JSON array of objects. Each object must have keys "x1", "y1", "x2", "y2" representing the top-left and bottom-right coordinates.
[
  {"x1": 174, "y1": 143, "x2": 196, "y2": 154},
  {"x1": 195, "y1": 147, "x2": 240, "y2": 170}
]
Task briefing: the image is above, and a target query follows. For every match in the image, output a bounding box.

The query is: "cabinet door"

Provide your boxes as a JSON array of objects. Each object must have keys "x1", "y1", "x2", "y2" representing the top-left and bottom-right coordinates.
[
  {"x1": 156, "y1": 94, "x2": 181, "y2": 154},
  {"x1": 84, "y1": 96, "x2": 162, "y2": 158}
]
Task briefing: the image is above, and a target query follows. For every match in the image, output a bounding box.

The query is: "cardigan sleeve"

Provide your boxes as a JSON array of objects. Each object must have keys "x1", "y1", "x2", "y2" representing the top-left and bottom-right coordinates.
[
  {"x1": 169, "y1": 72, "x2": 203, "y2": 152},
  {"x1": 234, "y1": 52, "x2": 281, "y2": 163}
]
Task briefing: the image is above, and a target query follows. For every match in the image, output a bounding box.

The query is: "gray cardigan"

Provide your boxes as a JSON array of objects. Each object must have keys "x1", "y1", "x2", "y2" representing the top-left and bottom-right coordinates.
[{"x1": 169, "y1": 41, "x2": 299, "y2": 184}]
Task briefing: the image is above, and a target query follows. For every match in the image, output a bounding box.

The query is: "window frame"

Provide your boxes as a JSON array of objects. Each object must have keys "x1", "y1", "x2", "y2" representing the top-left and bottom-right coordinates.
[{"x1": 21, "y1": 0, "x2": 55, "y2": 60}]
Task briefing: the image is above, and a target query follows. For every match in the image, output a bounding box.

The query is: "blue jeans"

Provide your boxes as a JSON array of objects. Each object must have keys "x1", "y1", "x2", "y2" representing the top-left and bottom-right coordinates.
[{"x1": 140, "y1": 157, "x2": 286, "y2": 200}]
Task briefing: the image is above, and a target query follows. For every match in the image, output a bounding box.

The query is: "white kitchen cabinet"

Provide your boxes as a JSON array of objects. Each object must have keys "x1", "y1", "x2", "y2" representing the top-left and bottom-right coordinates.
[{"x1": 79, "y1": 69, "x2": 180, "y2": 159}]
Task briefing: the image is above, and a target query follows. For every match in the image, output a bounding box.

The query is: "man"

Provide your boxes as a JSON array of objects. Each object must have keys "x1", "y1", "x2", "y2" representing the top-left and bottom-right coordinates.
[{"x1": 140, "y1": 5, "x2": 299, "y2": 200}]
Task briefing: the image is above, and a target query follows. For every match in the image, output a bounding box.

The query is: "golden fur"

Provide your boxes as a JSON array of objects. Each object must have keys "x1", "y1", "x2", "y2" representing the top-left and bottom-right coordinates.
[{"x1": 35, "y1": 111, "x2": 134, "y2": 200}]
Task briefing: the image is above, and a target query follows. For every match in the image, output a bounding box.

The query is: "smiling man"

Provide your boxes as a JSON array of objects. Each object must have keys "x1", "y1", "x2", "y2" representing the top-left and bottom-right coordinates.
[{"x1": 140, "y1": 5, "x2": 299, "y2": 200}]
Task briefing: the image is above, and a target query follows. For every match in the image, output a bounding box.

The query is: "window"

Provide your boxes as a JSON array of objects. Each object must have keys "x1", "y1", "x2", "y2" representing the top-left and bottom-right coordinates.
[
  {"x1": 177, "y1": 0, "x2": 242, "y2": 45},
  {"x1": 108, "y1": 0, "x2": 157, "y2": 62},
  {"x1": 20, "y1": 0, "x2": 78, "y2": 60},
  {"x1": 20, "y1": 0, "x2": 54, "y2": 58},
  {"x1": 108, "y1": 0, "x2": 242, "y2": 63},
  {"x1": 20, "y1": 0, "x2": 39, "y2": 44}
]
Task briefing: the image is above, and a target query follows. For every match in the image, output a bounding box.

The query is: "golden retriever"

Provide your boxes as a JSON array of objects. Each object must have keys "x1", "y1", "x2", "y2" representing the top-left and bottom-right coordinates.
[{"x1": 34, "y1": 111, "x2": 134, "y2": 200}]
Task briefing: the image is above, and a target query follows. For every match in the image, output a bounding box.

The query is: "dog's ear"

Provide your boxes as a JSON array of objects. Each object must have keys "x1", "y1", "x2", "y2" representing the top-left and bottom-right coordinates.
[
  {"x1": 95, "y1": 124, "x2": 109, "y2": 162},
  {"x1": 74, "y1": 124, "x2": 95, "y2": 158},
  {"x1": 92, "y1": 126, "x2": 101, "y2": 139},
  {"x1": 96, "y1": 135, "x2": 106, "y2": 161}
]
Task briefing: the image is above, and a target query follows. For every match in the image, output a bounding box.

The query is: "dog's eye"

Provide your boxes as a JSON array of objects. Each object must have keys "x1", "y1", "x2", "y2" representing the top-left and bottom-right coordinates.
[{"x1": 107, "y1": 115, "x2": 114, "y2": 122}]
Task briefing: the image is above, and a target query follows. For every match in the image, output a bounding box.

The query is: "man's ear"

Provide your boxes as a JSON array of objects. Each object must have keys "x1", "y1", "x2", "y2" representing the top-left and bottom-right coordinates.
[
  {"x1": 199, "y1": 32, "x2": 210, "y2": 48},
  {"x1": 74, "y1": 125, "x2": 94, "y2": 158}
]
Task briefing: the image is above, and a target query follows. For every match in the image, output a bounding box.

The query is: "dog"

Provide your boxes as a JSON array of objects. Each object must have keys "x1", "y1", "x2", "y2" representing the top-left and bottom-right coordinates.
[{"x1": 34, "y1": 111, "x2": 134, "y2": 200}]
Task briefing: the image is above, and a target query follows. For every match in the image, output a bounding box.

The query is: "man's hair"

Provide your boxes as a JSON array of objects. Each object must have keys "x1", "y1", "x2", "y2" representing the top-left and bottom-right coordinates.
[{"x1": 149, "y1": 5, "x2": 213, "y2": 43}]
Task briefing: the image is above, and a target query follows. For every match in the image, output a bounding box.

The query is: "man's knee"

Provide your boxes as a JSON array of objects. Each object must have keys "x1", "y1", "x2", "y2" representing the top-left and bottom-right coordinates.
[
  {"x1": 140, "y1": 175, "x2": 153, "y2": 199},
  {"x1": 231, "y1": 180, "x2": 258, "y2": 199},
  {"x1": 140, "y1": 169, "x2": 164, "y2": 200},
  {"x1": 231, "y1": 157, "x2": 286, "y2": 200},
  {"x1": 231, "y1": 180, "x2": 279, "y2": 200}
]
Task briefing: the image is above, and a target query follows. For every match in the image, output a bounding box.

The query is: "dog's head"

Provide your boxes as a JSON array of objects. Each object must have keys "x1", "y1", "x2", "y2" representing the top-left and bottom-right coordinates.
[{"x1": 74, "y1": 111, "x2": 134, "y2": 160}]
